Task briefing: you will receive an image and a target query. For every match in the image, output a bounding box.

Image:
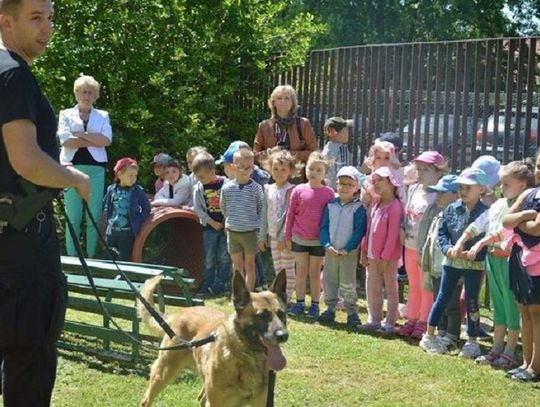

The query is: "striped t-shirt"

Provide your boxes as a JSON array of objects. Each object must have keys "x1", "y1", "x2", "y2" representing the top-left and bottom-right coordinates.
[{"x1": 220, "y1": 179, "x2": 265, "y2": 233}]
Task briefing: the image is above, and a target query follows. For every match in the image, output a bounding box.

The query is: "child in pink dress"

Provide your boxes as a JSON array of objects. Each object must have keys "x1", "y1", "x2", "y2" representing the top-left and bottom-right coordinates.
[{"x1": 361, "y1": 166, "x2": 404, "y2": 333}]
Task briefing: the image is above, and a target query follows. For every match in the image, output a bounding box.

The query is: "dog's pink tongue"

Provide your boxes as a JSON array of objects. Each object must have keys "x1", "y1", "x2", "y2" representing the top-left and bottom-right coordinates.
[{"x1": 267, "y1": 344, "x2": 286, "y2": 371}]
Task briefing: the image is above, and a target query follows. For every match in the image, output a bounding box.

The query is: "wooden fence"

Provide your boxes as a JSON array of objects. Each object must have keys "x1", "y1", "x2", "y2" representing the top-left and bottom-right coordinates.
[{"x1": 253, "y1": 37, "x2": 540, "y2": 171}]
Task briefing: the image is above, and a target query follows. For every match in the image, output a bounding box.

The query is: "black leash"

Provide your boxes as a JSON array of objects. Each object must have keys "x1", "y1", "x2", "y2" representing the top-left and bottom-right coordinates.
[{"x1": 59, "y1": 198, "x2": 216, "y2": 351}]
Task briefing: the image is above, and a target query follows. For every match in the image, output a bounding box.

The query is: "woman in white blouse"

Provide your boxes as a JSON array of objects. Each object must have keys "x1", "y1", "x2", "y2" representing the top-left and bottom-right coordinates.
[{"x1": 58, "y1": 75, "x2": 112, "y2": 258}]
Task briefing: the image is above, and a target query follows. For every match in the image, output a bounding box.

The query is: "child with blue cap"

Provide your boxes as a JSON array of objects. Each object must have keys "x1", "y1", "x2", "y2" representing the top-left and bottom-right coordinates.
[
  {"x1": 417, "y1": 174, "x2": 461, "y2": 352},
  {"x1": 420, "y1": 168, "x2": 489, "y2": 359}
]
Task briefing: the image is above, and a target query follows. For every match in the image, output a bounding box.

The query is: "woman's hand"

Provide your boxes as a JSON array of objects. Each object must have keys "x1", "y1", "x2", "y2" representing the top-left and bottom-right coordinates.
[
  {"x1": 258, "y1": 240, "x2": 267, "y2": 252},
  {"x1": 276, "y1": 240, "x2": 286, "y2": 251}
]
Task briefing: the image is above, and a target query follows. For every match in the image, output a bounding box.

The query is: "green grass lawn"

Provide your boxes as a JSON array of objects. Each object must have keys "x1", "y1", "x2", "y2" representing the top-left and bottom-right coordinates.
[{"x1": 2, "y1": 297, "x2": 539, "y2": 407}]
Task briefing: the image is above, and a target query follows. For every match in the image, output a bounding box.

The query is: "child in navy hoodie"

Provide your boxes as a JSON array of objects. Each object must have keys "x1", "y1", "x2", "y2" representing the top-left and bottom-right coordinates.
[{"x1": 103, "y1": 158, "x2": 151, "y2": 260}]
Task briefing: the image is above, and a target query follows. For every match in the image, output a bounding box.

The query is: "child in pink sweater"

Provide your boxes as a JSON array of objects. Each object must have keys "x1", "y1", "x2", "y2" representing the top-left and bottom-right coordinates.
[
  {"x1": 285, "y1": 151, "x2": 335, "y2": 318},
  {"x1": 361, "y1": 166, "x2": 404, "y2": 333}
]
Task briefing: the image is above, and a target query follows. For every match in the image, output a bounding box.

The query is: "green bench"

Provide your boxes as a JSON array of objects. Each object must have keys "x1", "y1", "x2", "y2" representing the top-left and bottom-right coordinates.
[{"x1": 60, "y1": 256, "x2": 204, "y2": 364}]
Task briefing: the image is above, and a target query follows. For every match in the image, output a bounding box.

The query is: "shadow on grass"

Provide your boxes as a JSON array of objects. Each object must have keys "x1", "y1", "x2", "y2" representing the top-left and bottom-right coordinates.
[{"x1": 58, "y1": 335, "x2": 198, "y2": 386}]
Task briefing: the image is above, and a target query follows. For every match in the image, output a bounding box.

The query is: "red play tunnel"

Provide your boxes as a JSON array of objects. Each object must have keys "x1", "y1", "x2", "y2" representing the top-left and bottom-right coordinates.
[{"x1": 132, "y1": 207, "x2": 203, "y2": 287}]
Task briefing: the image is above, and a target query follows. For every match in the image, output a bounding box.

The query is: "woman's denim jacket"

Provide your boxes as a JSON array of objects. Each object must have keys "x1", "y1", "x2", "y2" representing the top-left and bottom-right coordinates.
[{"x1": 438, "y1": 199, "x2": 488, "y2": 262}]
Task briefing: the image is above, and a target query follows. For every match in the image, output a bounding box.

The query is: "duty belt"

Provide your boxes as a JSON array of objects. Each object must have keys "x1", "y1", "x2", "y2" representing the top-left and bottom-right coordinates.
[{"x1": 0, "y1": 180, "x2": 54, "y2": 233}]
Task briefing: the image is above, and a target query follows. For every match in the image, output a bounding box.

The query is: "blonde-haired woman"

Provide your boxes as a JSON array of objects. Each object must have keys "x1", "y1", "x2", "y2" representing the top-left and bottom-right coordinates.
[
  {"x1": 253, "y1": 85, "x2": 317, "y2": 164},
  {"x1": 58, "y1": 75, "x2": 112, "y2": 258}
]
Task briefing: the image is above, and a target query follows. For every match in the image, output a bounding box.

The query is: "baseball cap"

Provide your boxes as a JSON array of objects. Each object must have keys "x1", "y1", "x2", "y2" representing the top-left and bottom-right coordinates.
[
  {"x1": 379, "y1": 132, "x2": 403, "y2": 150},
  {"x1": 412, "y1": 151, "x2": 445, "y2": 167},
  {"x1": 152, "y1": 152, "x2": 173, "y2": 167},
  {"x1": 471, "y1": 155, "x2": 501, "y2": 188},
  {"x1": 216, "y1": 140, "x2": 250, "y2": 165},
  {"x1": 114, "y1": 157, "x2": 138, "y2": 175},
  {"x1": 337, "y1": 166, "x2": 365, "y2": 187},
  {"x1": 372, "y1": 166, "x2": 402, "y2": 187},
  {"x1": 427, "y1": 174, "x2": 459, "y2": 193},
  {"x1": 324, "y1": 117, "x2": 353, "y2": 132},
  {"x1": 456, "y1": 168, "x2": 488, "y2": 186}
]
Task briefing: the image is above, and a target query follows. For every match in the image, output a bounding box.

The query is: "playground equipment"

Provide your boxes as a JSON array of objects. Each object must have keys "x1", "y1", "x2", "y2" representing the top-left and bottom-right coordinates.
[{"x1": 132, "y1": 207, "x2": 203, "y2": 288}]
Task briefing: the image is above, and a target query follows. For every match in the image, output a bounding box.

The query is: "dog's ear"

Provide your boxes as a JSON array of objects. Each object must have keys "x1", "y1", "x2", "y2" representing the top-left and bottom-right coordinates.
[
  {"x1": 270, "y1": 269, "x2": 287, "y2": 304},
  {"x1": 232, "y1": 270, "x2": 251, "y2": 311}
]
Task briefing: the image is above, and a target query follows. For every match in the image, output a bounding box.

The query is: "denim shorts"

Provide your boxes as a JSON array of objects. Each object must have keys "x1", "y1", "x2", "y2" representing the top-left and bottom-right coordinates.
[{"x1": 291, "y1": 241, "x2": 325, "y2": 257}]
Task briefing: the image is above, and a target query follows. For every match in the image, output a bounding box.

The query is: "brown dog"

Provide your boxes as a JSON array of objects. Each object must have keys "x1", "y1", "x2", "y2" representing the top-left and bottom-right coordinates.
[{"x1": 138, "y1": 270, "x2": 288, "y2": 406}]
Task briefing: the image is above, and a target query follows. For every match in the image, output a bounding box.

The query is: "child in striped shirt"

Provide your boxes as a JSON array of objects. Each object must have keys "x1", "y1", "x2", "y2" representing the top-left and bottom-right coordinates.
[
  {"x1": 285, "y1": 151, "x2": 335, "y2": 318},
  {"x1": 220, "y1": 148, "x2": 265, "y2": 291}
]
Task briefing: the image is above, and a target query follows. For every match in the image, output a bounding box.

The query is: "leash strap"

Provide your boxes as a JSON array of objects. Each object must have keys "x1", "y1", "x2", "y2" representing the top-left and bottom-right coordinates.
[{"x1": 59, "y1": 197, "x2": 216, "y2": 351}]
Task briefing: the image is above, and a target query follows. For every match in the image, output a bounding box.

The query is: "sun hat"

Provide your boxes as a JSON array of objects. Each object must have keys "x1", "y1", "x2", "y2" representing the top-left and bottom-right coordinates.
[
  {"x1": 337, "y1": 166, "x2": 365, "y2": 187},
  {"x1": 471, "y1": 155, "x2": 501, "y2": 188},
  {"x1": 324, "y1": 117, "x2": 354, "y2": 132},
  {"x1": 456, "y1": 167, "x2": 488, "y2": 186},
  {"x1": 372, "y1": 166, "x2": 402, "y2": 187},
  {"x1": 427, "y1": 174, "x2": 459, "y2": 193},
  {"x1": 216, "y1": 140, "x2": 250, "y2": 165},
  {"x1": 412, "y1": 151, "x2": 445, "y2": 167},
  {"x1": 152, "y1": 152, "x2": 173, "y2": 167}
]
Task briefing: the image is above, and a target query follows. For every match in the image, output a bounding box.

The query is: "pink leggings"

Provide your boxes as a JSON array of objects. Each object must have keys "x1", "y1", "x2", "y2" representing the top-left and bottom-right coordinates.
[{"x1": 404, "y1": 247, "x2": 433, "y2": 322}]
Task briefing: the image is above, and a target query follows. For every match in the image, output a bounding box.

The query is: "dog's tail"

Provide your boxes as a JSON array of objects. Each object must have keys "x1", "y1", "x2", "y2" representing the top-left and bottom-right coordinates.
[{"x1": 137, "y1": 275, "x2": 166, "y2": 335}]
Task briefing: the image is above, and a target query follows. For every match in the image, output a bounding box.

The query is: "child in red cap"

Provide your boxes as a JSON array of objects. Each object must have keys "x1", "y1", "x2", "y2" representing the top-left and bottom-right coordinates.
[{"x1": 103, "y1": 157, "x2": 151, "y2": 260}]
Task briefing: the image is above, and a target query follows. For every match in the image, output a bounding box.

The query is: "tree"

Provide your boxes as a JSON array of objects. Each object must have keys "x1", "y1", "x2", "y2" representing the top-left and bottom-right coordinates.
[
  {"x1": 300, "y1": 0, "x2": 526, "y2": 49},
  {"x1": 35, "y1": 0, "x2": 322, "y2": 185}
]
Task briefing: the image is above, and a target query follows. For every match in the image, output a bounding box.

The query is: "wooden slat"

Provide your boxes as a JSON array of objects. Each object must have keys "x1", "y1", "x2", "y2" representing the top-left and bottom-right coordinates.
[
  {"x1": 502, "y1": 39, "x2": 515, "y2": 163},
  {"x1": 492, "y1": 39, "x2": 503, "y2": 159},
  {"x1": 524, "y1": 38, "x2": 536, "y2": 155},
  {"x1": 471, "y1": 41, "x2": 483, "y2": 160},
  {"x1": 514, "y1": 39, "x2": 526, "y2": 159},
  {"x1": 433, "y1": 44, "x2": 443, "y2": 150},
  {"x1": 336, "y1": 48, "x2": 345, "y2": 115},
  {"x1": 461, "y1": 41, "x2": 472, "y2": 168},
  {"x1": 442, "y1": 43, "x2": 452, "y2": 166},
  {"x1": 424, "y1": 44, "x2": 434, "y2": 150}
]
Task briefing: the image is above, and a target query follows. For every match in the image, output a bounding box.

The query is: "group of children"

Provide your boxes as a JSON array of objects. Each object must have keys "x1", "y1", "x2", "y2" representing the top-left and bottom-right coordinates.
[{"x1": 100, "y1": 114, "x2": 540, "y2": 382}]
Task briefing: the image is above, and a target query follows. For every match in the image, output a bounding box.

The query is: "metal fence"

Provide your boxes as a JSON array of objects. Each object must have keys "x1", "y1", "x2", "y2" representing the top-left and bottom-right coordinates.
[{"x1": 265, "y1": 37, "x2": 540, "y2": 171}]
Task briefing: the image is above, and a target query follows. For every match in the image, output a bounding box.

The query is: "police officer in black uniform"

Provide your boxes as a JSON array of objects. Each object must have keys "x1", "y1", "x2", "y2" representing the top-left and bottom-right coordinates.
[{"x1": 0, "y1": 1, "x2": 90, "y2": 405}]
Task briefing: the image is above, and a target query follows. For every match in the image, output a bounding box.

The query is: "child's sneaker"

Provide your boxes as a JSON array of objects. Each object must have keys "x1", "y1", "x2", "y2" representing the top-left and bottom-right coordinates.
[
  {"x1": 288, "y1": 302, "x2": 305, "y2": 316},
  {"x1": 317, "y1": 308, "x2": 336, "y2": 324},
  {"x1": 492, "y1": 353, "x2": 518, "y2": 370},
  {"x1": 438, "y1": 334, "x2": 458, "y2": 350},
  {"x1": 359, "y1": 322, "x2": 381, "y2": 332},
  {"x1": 378, "y1": 324, "x2": 396, "y2": 334},
  {"x1": 306, "y1": 303, "x2": 319, "y2": 319},
  {"x1": 346, "y1": 313, "x2": 362, "y2": 329},
  {"x1": 458, "y1": 341, "x2": 481, "y2": 359},
  {"x1": 419, "y1": 334, "x2": 446, "y2": 354},
  {"x1": 397, "y1": 320, "x2": 417, "y2": 336},
  {"x1": 475, "y1": 350, "x2": 500, "y2": 365},
  {"x1": 410, "y1": 320, "x2": 427, "y2": 339}
]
